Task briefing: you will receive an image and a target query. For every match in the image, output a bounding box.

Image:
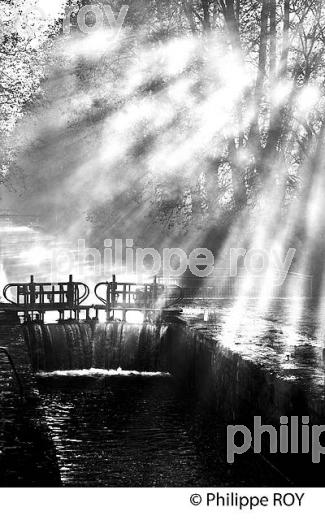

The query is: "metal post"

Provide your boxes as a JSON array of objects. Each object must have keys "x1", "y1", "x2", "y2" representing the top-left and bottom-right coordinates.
[
  {"x1": 112, "y1": 275, "x2": 116, "y2": 320},
  {"x1": 122, "y1": 284, "x2": 126, "y2": 321},
  {"x1": 29, "y1": 275, "x2": 36, "y2": 306},
  {"x1": 67, "y1": 274, "x2": 74, "y2": 308},
  {"x1": 105, "y1": 282, "x2": 111, "y2": 322},
  {"x1": 153, "y1": 276, "x2": 158, "y2": 309}
]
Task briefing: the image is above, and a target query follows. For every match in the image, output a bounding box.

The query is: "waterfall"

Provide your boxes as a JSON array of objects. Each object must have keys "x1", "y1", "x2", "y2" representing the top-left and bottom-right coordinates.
[
  {"x1": 23, "y1": 323, "x2": 93, "y2": 372},
  {"x1": 22, "y1": 318, "x2": 234, "y2": 407},
  {"x1": 23, "y1": 321, "x2": 169, "y2": 373}
]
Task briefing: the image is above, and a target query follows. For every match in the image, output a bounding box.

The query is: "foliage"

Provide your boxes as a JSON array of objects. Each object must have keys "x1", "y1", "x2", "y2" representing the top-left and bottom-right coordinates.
[
  {"x1": 2, "y1": 1, "x2": 325, "y2": 246},
  {"x1": 0, "y1": 0, "x2": 66, "y2": 181}
]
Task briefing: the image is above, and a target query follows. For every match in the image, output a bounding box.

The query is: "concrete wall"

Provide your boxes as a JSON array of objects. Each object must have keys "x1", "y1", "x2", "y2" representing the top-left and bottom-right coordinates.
[{"x1": 164, "y1": 321, "x2": 320, "y2": 424}]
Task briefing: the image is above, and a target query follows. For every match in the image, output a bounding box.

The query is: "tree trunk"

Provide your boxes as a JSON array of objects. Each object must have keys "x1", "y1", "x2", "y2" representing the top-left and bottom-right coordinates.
[
  {"x1": 221, "y1": 0, "x2": 241, "y2": 49},
  {"x1": 280, "y1": 0, "x2": 290, "y2": 77},
  {"x1": 229, "y1": 138, "x2": 248, "y2": 209},
  {"x1": 247, "y1": 0, "x2": 270, "y2": 178},
  {"x1": 269, "y1": 0, "x2": 277, "y2": 80},
  {"x1": 181, "y1": 0, "x2": 197, "y2": 34},
  {"x1": 255, "y1": 0, "x2": 270, "y2": 107},
  {"x1": 201, "y1": 0, "x2": 211, "y2": 31}
]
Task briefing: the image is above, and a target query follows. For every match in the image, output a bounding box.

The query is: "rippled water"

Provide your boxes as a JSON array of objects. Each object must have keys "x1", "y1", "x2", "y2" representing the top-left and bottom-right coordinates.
[
  {"x1": 37, "y1": 371, "x2": 288, "y2": 487},
  {"x1": 0, "y1": 326, "x2": 60, "y2": 486},
  {"x1": 183, "y1": 300, "x2": 325, "y2": 401}
]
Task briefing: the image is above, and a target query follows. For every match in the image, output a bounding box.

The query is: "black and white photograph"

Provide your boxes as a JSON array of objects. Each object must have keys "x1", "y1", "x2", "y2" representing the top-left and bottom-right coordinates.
[{"x1": 0, "y1": 0, "x2": 325, "y2": 515}]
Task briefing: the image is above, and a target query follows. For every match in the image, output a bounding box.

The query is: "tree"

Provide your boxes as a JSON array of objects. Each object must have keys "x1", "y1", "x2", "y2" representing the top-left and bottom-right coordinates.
[
  {"x1": 4, "y1": 0, "x2": 325, "y2": 260},
  {"x1": 0, "y1": 0, "x2": 66, "y2": 182}
]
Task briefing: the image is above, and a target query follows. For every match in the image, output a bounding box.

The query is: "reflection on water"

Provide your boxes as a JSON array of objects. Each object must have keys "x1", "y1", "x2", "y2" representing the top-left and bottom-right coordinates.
[
  {"x1": 183, "y1": 300, "x2": 325, "y2": 401},
  {"x1": 37, "y1": 373, "x2": 287, "y2": 487},
  {"x1": 0, "y1": 326, "x2": 61, "y2": 486}
]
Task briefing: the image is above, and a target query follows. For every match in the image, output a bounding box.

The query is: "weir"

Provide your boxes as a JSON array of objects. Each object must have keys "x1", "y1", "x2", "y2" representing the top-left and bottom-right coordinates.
[
  {"x1": 2, "y1": 277, "x2": 325, "y2": 485},
  {"x1": 23, "y1": 317, "x2": 325, "y2": 423},
  {"x1": 23, "y1": 321, "x2": 170, "y2": 373},
  {"x1": 20, "y1": 313, "x2": 325, "y2": 485}
]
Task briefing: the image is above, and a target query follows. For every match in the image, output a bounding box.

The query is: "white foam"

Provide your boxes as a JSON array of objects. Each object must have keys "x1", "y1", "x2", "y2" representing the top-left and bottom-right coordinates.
[{"x1": 36, "y1": 367, "x2": 171, "y2": 378}]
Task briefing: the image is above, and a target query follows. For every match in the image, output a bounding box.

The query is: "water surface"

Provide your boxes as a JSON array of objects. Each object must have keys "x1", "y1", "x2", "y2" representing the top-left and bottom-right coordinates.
[{"x1": 37, "y1": 371, "x2": 288, "y2": 487}]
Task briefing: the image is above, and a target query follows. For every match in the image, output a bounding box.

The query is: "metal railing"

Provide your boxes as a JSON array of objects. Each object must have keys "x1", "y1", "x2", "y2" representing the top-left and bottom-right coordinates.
[
  {"x1": 94, "y1": 276, "x2": 184, "y2": 319},
  {"x1": 3, "y1": 275, "x2": 90, "y2": 308}
]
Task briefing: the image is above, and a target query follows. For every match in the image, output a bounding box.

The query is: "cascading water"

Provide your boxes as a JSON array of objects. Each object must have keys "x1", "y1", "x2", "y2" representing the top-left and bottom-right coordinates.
[
  {"x1": 23, "y1": 321, "x2": 171, "y2": 373},
  {"x1": 92, "y1": 322, "x2": 141, "y2": 370},
  {"x1": 23, "y1": 323, "x2": 94, "y2": 372}
]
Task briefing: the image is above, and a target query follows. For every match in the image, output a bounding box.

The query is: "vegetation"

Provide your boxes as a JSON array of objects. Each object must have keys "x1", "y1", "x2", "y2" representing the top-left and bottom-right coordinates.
[{"x1": 2, "y1": 1, "x2": 325, "y2": 255}]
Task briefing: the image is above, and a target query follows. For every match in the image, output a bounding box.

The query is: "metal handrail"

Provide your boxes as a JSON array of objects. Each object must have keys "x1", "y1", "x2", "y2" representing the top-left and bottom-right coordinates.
[
  {"x1": 94, "y1": 279, "x2": 184, "y2": 309},
  {"x1": 2, "y1": 284, "x2": 17, "y2": 305},
  {"x1": 77, "y1": 283, "x2": 90, "y2": 305},
  {"x1": 3, "y1": 276, "x2": 90, "y2": 308},
  {"x1": 94, "y1": 282, "x2": 110, "y2": 305},
  {"x1": 0, "y1": 347, "x2": 24, "y2": 398}
]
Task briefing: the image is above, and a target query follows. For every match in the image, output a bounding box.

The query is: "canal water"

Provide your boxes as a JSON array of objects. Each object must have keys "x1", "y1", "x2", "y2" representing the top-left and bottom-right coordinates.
[
  {"x1": 36, "y1": 370, "x2": 287, "y2": 487},
  {"x1": 4, "y1": 296, "x2": 325, "y2": 486}
]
